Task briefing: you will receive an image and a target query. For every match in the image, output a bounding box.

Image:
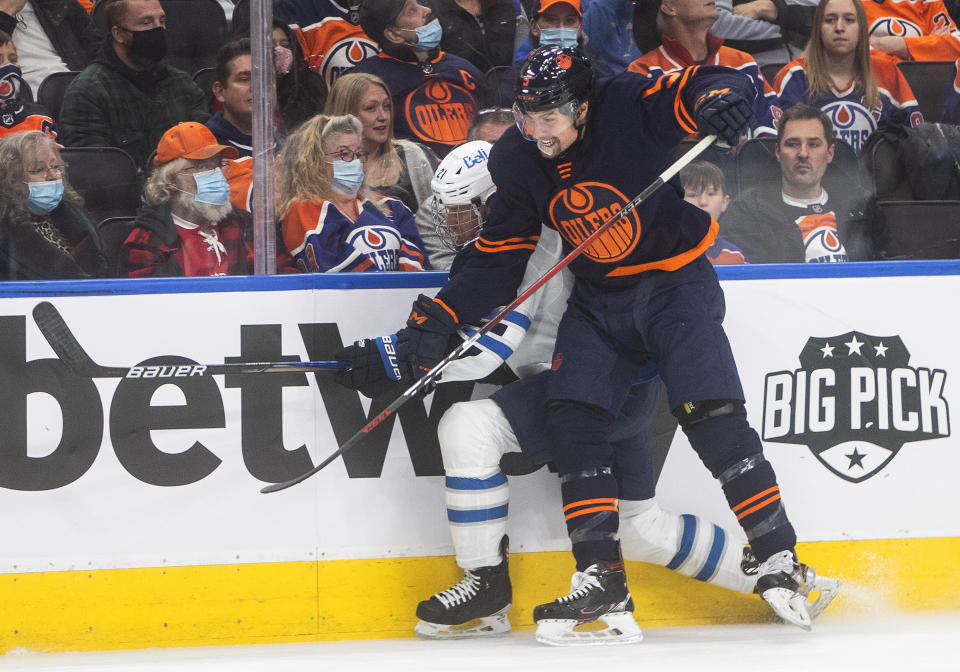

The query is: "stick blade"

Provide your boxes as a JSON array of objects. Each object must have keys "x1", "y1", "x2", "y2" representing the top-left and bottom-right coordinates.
[{"x1": 32, "y1": 302, "x2": 91, "y2": 370}]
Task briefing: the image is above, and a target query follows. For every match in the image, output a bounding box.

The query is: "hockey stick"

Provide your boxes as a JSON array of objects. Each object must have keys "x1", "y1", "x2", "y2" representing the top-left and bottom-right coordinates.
[
  {"x1": 260, "y1": 134, "x2": 718, "y2": 494},
  {"x1": 31, "y1": 301, "x2": 349, "y2": 378}
]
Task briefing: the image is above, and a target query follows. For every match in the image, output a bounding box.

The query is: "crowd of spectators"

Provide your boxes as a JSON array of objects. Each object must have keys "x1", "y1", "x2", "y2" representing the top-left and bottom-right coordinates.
[{"x1": 0, "y1": 0, "x2": 958, "y2": 281}]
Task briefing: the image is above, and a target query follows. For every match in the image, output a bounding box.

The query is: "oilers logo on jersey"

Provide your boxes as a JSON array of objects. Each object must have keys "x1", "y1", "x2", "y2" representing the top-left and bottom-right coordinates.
[
  {"x1": 821, "y1": 100, "x2": 879, "y2": 154},
  {"x1": 868, "y1": 16, "x2": 924, "y2": 37},
  {"x1": 795, "y1": 212, "x2": 848, "y2": 263},
  {"x1": 548, "y1": 183, "x2": 643, "y2": 263},
  {"x1": 404, "y1": 79, "x2": 478, "y2": 148},
  {"x1": 345, "y1": 225, "x2": 403, "y2": 270},
  {"x1": 321, "y1": 37, "x2": 379, "y2": 87}
]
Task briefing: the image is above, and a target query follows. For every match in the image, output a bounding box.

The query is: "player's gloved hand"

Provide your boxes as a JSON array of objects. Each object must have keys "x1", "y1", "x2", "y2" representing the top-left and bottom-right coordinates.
[
  {"x1": 334, "y1": 335, "x2": 406, "y2": 398},
  {"x1": 396, "y1": 294, "x2": 459, "y2": 380},
  {"x1": 694, "y1": 89, "x2": 753, "y2": 149}
]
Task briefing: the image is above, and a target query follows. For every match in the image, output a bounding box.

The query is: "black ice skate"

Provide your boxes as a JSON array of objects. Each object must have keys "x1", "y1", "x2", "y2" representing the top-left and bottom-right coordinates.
[
  {"x1": 532, "y1": 560, "x2": 642, "y2": 646},
  {"x1": 414, "y1": 537, "x2": 511, "y2": 639},
  {"x1": 754, "y1": 550, "x2": 842, "y2": 629}
]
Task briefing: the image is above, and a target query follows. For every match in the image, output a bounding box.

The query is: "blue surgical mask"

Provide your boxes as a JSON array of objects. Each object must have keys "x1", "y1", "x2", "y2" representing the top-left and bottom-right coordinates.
[
  {"x1": 412, "y1": 18, "x2": 443, "y2": 50},
  {"x1": 192, "y1": 168, "x2": 231, "y2": 205},
  {"x1": 332, "y1": 159, "x2": 365, "y2": 195},
  {"x1": 26, "y1": 179, "x2": 64, "y2": 214},
  {"x1": 539, "y1": 27, "x2": 579, "y2": 48}
]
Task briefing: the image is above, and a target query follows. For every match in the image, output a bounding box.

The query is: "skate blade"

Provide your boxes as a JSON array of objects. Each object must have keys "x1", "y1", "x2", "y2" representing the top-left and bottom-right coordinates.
[
  {"x1": 762, "y1": 587, "x2": 812, "y2": 631},
  {"x1": 414, "y1": 607, "x2": 511, "y2": 640},
  {"x1": 535, "y1": 612, "x2": 643, "y2": 647},
  {"x1": 805, "y1": 576, "x2": 841, "y2": 619}
]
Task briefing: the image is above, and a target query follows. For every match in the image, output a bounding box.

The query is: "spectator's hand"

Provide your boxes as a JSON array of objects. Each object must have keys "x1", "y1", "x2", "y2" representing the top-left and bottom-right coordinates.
[
  {"x1": 695, "y1": 90, "x2": 753, "y2": 149},
  {"x1": 733, "y1": 0, "x2": 777, "y2": 21},
  {"x1": 870, "y1": 36, "x2": 910, "y2": 59},
  {"x1": 0, "y1": 0, "x2": 27, "y2": 16},
  {"x1": 335, "y1": 336, "x2": 406, "y2": 398},
  {"x1": 397, "y1": 294, "x2": 459, "y2": 380}
]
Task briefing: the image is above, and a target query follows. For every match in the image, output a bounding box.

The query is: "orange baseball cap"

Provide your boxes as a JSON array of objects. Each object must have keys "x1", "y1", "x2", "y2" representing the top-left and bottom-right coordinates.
[
  {"x1": 535, "y1": 0, "x2": 581, "y2": 16},
  {"x1": 154, "y1": 122, "x2": 239, "y2": 166}
]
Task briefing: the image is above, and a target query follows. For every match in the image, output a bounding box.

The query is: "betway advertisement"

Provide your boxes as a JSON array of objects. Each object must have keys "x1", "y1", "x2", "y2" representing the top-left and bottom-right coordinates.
[{"x1": 0, "y1": 273, "x2": 957, "y2": 574}]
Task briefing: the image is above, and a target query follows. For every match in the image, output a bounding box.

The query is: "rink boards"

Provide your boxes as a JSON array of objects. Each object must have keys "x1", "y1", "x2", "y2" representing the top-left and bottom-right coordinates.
[{"x1": 0, "y1": 262, "x2": 959, "y2": 653}]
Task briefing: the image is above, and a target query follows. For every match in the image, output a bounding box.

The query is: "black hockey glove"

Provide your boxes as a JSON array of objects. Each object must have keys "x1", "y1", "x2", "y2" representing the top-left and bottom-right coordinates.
[
  {"x1": 694, "y1": 89, "x2": 753, "y2": 149},
  {"x1": 335, "y1": 335, "x2": 407, "y2": 398},
  {"x1": 396, "y1": 294, "x2": 459, "y2": 380}
]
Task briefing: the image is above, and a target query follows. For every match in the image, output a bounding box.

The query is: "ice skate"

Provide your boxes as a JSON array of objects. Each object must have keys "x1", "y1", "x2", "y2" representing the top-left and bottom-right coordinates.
[
  {"x1": 414, "y1": 537, "x2": 511, "y2": 639},
  {"x1": 755, "y1": 550, "x2": 840, "y2": 629},
  {"x1": 533, "y1": 561, "x2": 642, "y2": 646}
]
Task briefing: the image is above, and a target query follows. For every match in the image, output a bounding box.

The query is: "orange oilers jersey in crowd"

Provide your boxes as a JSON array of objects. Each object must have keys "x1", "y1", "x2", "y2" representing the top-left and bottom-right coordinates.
[
  {"x1": 294, "y1": 17, "x2": 379, "y2": 88},
  {"x1": 281, "y1": 197, "x2": 428, "y2": 273},
  {"x1": 774, "y1": 53, "x2": 922, "y2": 154},
  {"x1": 351, "y1": 50, "x2": 486, "y2": 157},
  {"x1": 627, "y1": 33, "x2": 782, "y2": 136},
  {"x1": 0, "y1": 105, "x2": 57, "y2": 140},
  {"x1": 432, "y1": 66, "x2": 756, "y2": 327},
  {"x1": 224, "y1": 157, "x2": 253, "y2": 213},
  {"x1": 941, "y1": 59, "x2": 960, "y2": 121},
  {"x1": 862, "y1": 0, "x2": 960, "y2": 60}
]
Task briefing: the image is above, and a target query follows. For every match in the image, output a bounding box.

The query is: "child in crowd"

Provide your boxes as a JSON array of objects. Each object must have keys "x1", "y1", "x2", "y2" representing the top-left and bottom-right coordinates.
[{"x1": 679, "y1": 160, "x2": 745, "y2": 265}]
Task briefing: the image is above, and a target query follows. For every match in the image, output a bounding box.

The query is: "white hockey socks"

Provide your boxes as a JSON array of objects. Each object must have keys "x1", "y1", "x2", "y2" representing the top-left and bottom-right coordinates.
[{"x1": 619, "y1": 499, "x2": 756, "y2": 594}]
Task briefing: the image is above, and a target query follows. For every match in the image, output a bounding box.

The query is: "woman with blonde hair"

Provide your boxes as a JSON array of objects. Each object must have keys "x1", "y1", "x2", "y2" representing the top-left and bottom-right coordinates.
[
  {"x1": 325, "y1": 73, "x2": 449, "y2": 266},
  {"x1": 773, "y1": 0, "x2": 922, "y2": 154},
  {"x1": 277, "y1": 113, "x2": 429, "y2": 273},
  {"x1": 0, "y1": 131, "x2": 109, "y2": 279}
]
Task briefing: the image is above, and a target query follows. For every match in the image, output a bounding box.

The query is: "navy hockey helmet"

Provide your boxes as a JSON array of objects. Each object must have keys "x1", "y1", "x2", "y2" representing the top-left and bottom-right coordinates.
[{"x1": 514, "y1": 46, "x2": 595, "y2": 113}]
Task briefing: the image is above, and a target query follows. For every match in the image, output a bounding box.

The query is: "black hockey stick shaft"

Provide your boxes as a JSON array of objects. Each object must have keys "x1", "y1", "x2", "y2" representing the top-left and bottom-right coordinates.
[
  {"x1": 31, "y1": 301, "x2": 348, "y2": 378},
  {"x1": 260, "y1": 134, "x2": 718, "y2": 494}
]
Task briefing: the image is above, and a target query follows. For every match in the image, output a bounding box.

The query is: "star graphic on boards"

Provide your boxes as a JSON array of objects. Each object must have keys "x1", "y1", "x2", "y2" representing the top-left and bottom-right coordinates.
[
  {"x1": 846, "y1": 447, "x2": 866, "y2": 469},
  {"x1": 820, "y1": 342, "x2": 835, "y2": 358},
  {"x1": 874, "y1": 342, "x2": 888, "y2": 357},
  {"x1": 845, "y1": 335, "x2": 864, "y2": 355}
]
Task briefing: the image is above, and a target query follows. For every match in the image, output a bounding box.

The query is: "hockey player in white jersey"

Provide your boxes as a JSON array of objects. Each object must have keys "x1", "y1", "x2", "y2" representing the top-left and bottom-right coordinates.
[{"x1": 337, "y1": 140, "x2": 839, "y2": 646}]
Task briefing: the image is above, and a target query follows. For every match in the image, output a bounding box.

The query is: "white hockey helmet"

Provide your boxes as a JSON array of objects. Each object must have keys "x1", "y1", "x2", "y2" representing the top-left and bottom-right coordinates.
[{"x1": 430, "y1": 140, "x2": 497, "y2": 251}]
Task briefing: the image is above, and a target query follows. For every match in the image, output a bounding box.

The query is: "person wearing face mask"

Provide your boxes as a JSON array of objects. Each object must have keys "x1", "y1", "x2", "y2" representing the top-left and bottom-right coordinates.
[
  {"x1": 352, "y1": 0, "x2": 487, "y2": 158},
  {"x1": 0, "y1": 30, "x2": 58, "y2": 140},
  {"x1": 0, "y1": 130, "x2": 109, "y2": 279},
  {"x1": 59, "y1": 0, "x2": 209, "y2": 171},
  {"x1": 118, "y1": 122, "x2": 298, "y2": 277},
  {"x1": 627, "y1": 0, "x2": 782, "y2": 139},
  {"x1": 277, "y1": 113, "x2": 429, "y2": 273}
]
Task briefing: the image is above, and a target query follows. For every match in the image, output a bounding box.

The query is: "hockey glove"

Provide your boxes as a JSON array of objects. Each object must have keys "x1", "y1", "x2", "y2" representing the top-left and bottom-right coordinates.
[
  {"x1": 397, "y1": 294, "x2": 459, "y2": 380},
  {"x1": 694, "y1": 89, "x2": 753, "y2": 149},
  {"x1": 335, "y1": 335, "x2": 406, "y2": 398}
]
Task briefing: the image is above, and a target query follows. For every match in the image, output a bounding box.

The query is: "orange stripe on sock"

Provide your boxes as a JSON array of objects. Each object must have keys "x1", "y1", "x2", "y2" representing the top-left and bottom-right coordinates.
[
  {"x1": 564, "y1": 505, "x2": 619, "y2": 521},
  {"x1": 735, "y1": 494, "x2": 781, "y2": 521},
  {"x1": 562, "y1": 498, "x2": 619, "y2": 513},
  {"x1": 732, "y1": 485, "x2": 780, "y2": 513}
]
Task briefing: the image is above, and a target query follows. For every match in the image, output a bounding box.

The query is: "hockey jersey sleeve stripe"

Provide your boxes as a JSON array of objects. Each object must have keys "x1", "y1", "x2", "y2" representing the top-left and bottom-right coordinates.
[
  {"x1": 433, "y1": 297, "x2": 459, "y2": 323},
  {"x1": 606, "y1": 218, "x2": 718, "y2": 277},
  {"x1": 674, "y1": 66, "x2": 700, "y2": 135},
  {"x1": 693, "y1": 525, "x2": 727, "y2": 582},
  {"x1": 474, "y1": 240, "x2": 540, "y2": 253},
  {"x1": 446, "y1": 473, "x2": 508, "y2": 490},
  {"x1": 502, "y1": 311, "x2": 532, "y2": 330},
  {"x1": 666, "y1": 514, "x2": 697, "y2": 570},
  {"x1": 458, "y1": 330, "x2": 514, "y2": 361},
  {"x1": 477, "y1": 234, "x2": 541, "y2": 246}
]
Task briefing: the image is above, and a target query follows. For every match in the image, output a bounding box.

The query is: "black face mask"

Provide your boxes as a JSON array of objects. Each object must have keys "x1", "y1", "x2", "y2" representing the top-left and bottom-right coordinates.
[{"x1": 126, "y1": 26, "x2": 167, "y2": 62}]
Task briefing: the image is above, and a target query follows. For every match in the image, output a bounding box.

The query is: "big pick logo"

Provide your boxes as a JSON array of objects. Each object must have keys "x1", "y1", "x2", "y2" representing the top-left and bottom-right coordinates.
[{"x1": 762, "y1": 332, "x2": 949, "y2": 483}]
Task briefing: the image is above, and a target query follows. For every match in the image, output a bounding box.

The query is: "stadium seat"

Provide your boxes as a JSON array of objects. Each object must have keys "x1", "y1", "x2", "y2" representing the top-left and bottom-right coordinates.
[
  {"x1": 37, "y1": 71, "x2": 79, "y2": 126},
  {"x1": 896, "y1": 60, "x2": 954, "y2": 123},
  {"x1": 675, "y1": 138, "x2": 739, "y2": 200},
  {"x1": 92, "y1": 0, "x2": 227, "y2": 74},
  {"x1": 759, "y1": 62, "x2": 786, "y2": 86},
  {"x1": 62, "y1": 147, "x2": 142, "y2": 223},
  {"x1": 96, "y1": 216, "x2": 138, "y2": 275},
  {"x1": 876, "y1": 200, "x2": 960, "y2": 259},
  {"x1": 484, "y1": 65, "x2": 513, "y2": 108},
  {"x1": 862, "y1": 129, "x2": 912, "y2": 201},
  {"x1": 735, "y1": 136, "x2": 864, "y2": 195},
  {"x1": 192, "y1": 66, "x2": 217, "y2": 113}
]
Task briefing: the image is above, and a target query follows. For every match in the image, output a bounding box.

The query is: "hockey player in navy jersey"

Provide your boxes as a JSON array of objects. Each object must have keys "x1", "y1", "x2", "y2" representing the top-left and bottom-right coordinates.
[{"x1": 340, "y1": 46, "x2": 829, "y2": 635}]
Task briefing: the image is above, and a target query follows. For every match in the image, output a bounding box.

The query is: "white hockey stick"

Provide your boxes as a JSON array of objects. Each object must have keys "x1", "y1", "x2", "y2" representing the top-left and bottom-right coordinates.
[{"x1": 260, "y1": 134, "x2": 718, "y2": 494}]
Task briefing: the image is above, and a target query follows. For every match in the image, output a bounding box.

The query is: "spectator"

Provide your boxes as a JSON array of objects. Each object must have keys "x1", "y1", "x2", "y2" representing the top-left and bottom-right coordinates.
[
  {"x1": 467, "y1": 106, "x2": 513, "y2": 142},
  {"x1": 774, "y1": 0, "x2": 922, "y2": 155},
  {"x1": 432, "y1": 0, "x2": 517, "y2": 73},
  {"x1": 865, "y1": 0, "x2": 960, "y2": 62},
  {"x1": 277, "y1": 113, "x2": 429, "y2": 273},
  {"x1": 720, "y1": 103, "x2": 882, "y2": 263},
  {"x1": 271, "y1": 22, "x2": 327, "y2": 132},
  {"x1": 581, "y1": 0, "x2": 642, "y2": 72},
  {"x1": 59, "y1": 0, "x2": 208, "y2": 171},
  {"x1": 206, "y1": 37, "x2": 255, "y2": 158},
  {"x1": 679, "y1": 160, "x2": 745, "y2": 265},
  {"x1": 118, "y1": 122, "x2": 295, "y2": 277},
  {"x1": 0, "y1": 30, "x2": 57, "y2": 139},
  {"x1": 0, "y1": 130, "x2": 108, "y2": 279},
  {"x1": 353, "y1": 0, "x2": 486, "y2": 157},
  {"x1": 0, "y1": 0, "x2": 99, "y2": 93},
  {"x1": 627, "y1": 0, "x2": 781, "y2": 138}
]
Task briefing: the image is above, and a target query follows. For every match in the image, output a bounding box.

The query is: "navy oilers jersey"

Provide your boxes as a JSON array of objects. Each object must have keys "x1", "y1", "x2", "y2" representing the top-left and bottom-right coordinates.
[
  {"x1": 352, "y1": 50, "x2": 486, "y2": 156},
  {"x1": 438, "y1": 65, "x2": 756, "y2": 327}
]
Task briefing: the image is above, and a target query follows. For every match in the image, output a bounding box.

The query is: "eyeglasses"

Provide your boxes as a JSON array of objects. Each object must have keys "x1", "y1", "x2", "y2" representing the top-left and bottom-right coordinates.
[
  {"x1": 178, "y1": 159, "x2": 231, "y2": 175},
  {"x1": 24, "y1": 164, "x2": 66, "y2": 178},
  {"x1": 325, "y1": 148, "x2": 370, "y2": 163}
]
